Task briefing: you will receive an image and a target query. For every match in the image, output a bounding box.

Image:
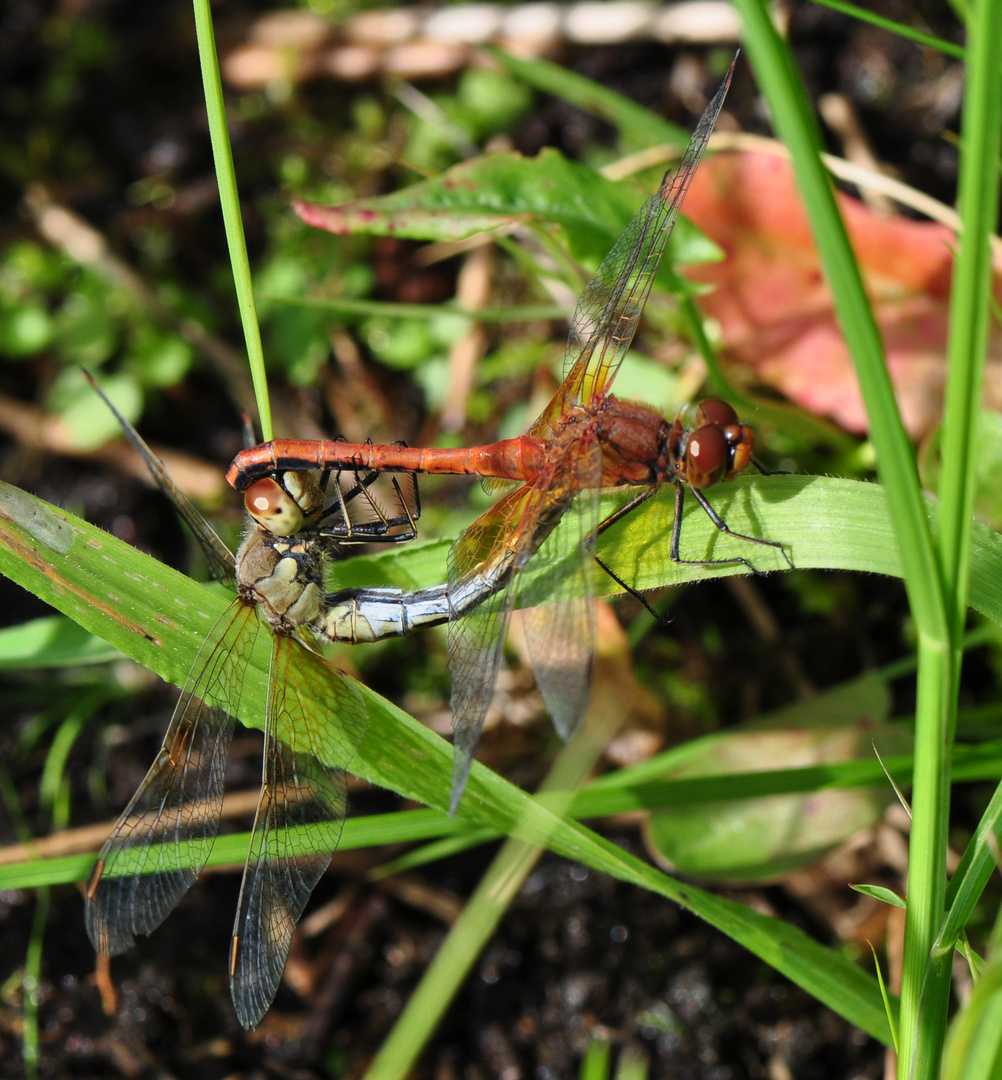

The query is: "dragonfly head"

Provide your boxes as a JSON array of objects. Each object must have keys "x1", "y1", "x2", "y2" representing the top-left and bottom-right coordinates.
[
  {"x1": 244, "y1": 473, "x2": 321, "y2": 536},
  {"x1": 680, "y1": 399, "x2": 755, "y2": 490}
]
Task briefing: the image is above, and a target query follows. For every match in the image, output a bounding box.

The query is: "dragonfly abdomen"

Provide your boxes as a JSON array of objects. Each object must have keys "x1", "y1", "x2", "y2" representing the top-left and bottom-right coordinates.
[{"x1": 228, "y1": 436, "x2": 549, "y2": 489}]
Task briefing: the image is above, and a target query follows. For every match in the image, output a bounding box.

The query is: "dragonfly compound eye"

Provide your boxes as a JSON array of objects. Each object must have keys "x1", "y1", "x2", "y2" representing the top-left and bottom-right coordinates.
[
  {"x1": 695, "y1": 398, "x2": 739, "y2": 429},
  {"x1": 685, "y1": 424, "x2": 729, "y2": 488},
  {"x1": 727, "y1": 427, "x2": 755, "y2": 477},
  {"x1": 244, "y1": 478, "x2": 305, "y2": 536}
]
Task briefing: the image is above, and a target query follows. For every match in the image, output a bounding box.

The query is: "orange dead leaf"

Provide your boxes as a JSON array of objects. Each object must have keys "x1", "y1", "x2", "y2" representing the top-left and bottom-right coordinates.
[{"x1": 683, "y1": 151, "x2": 1002, "y2": 437}]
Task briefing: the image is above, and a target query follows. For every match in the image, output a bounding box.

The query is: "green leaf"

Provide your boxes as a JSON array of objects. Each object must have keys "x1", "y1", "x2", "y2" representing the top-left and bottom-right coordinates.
[
  {"x1": 640, "y1": 677, "x2": 901, "y2": 883},
  {"x1": 53, "y1": 286, "x2": 118, "y2": 367},
  {"x1": 0, "y1": 615, "x2": 120, "y2": 668},
  {"x1": 0, "y1": 304, "x2": 54, "y2": 358},
  {"x1": 47, "y1": 367, "x2": 143, "y2": 451},
  {"x1": 294, "y1": 149, "x2": 712, "y2": 275},
  {"x1": 327, "y1": 473, "x2": 1002, "y2": 625},
  {"x1": 644, "y1": 713, "x2": 909, "y2": 882},
  {"x1": 851, "y1": 884, "x2": 907, "y2": 909}
]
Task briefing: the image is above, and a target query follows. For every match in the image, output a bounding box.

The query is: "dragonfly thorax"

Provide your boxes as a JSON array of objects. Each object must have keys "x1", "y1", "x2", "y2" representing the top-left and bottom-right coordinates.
[
  {"x1": 591, "y1": 395, "x2": 673, "y2": 486},
  {"x1": 236, "y1": 527, "x2": 326, "y2": 634}
]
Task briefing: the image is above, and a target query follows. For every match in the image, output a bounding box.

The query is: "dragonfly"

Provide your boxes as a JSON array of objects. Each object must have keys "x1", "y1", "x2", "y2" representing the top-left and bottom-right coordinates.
[
  {"x1": 83, "y1": 376, "x2": 421, "y2": 1029},
  {"x1": 229, "y1": 57, "x2": 791, "y2": 813}
]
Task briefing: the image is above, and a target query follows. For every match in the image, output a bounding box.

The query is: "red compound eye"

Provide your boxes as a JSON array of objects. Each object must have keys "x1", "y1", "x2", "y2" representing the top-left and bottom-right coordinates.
[
  {"x1": 685, "y1": 424, "x2": 729, "y2": 489},
  {"x1": 688, "y1": 425, "x2": 727, "y2": 469},
  {"x1": 244, "y1": 477, "x2": 305, "y2": 536},
  {"x1": 695, "y1": 398, "x2": 739, "y2": 429}
]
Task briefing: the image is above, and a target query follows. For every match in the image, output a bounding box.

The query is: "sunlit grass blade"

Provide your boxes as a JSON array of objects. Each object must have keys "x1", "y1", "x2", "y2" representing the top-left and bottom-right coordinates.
[
  {"x1": 809, "y1": 0, "x2": 965, "y2": 59},
  {"x1": 0, "y1": 475, "x2": 911, "y2": 1040},
  {"x1": 732, "y1": 0, "x2": 944, "y2": 637},
  {"x1": 9, "y1": 737, "x2": 1002, "y2": 893},
  {"x1": 364, "y1": 632, "x2": 629, "y2": 1079},
  {"x1": 191, "y1": 0, "x2": 271, "y2": 439},
  {"x1": 485, "y1": 47, "x2": 690, "y2": 150}
]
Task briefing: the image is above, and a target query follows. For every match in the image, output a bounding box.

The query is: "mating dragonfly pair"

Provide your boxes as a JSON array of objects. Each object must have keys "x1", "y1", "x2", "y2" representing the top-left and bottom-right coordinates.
[{"x1": 87, "y1": 57, "x2": 790, "y2": 1029}]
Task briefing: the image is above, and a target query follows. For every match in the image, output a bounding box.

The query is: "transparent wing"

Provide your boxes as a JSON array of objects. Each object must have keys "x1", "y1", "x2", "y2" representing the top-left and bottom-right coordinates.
[
  {"x1": 539, "y1": 61, "x2": 735, "y2": 426},
  {"x1": 519, "y1": 436, "x2": 602, "y2": 741},
  {"x1": 228, "y1": 632, "x2": 367, "y2": 1029},
  {"x1": 86, "y1": 600, "x2": 256, "y2": 955},
  {"x1": 446, "y1": 488, "x2": 529, "y2": 814},
  {"x1": 83, "y1": 371, "x2": 236, "y2": 586},
  {"x1": 446, "y1": 470, "x2": 577, "y2": 813}
]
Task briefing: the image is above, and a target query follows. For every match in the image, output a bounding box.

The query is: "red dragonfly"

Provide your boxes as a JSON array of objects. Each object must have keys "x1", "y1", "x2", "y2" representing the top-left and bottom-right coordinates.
[
  {"x1": 83, "y1": 376, "x2": 420, "y2": 1027},
  {"x1": 229, "y1": 58, "x2": 790, "y2": 812}
]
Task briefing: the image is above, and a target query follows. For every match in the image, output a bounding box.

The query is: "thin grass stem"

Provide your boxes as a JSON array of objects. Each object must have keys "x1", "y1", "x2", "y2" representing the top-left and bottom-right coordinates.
[{"x1": 191, "y1": 0, "x2": 272, "y2": 440}]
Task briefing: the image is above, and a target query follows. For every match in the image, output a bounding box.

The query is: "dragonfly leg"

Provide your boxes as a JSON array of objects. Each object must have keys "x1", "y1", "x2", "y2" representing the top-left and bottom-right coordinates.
[
  {"x1": 587, "y1": 489, "x2": 668, "y2": 625},
  {"x1": 751, "y1": 457, "x2": 791, "y2": 477},
  {"x1": 318, "y1": 461, "x2": 421, "y2": 541},
  {"x1": 681, "y1": 484, "x2": 793, "y2": 573}
]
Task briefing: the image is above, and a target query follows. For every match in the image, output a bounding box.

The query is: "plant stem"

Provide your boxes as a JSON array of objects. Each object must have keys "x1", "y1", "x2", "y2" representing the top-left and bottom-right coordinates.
[
  {"x1": 902, "y1": 0, "x2": 1002, "y2": 1074},
  {"x1": 191, "y1": 0, "x2": 272, "y2": 440}
]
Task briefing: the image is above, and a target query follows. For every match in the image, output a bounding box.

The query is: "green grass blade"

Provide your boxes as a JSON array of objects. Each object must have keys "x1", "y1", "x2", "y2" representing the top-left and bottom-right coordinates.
[
  {"x1": 364, "y1": 674, "x2": 619, "y2": 1079},
  {"x1": 8, "y1": 739, "x2": 1002, "y2": 892},
  {"x1": 271, "y1": 296, "x2": 569, "y2": 324},
  {"x1": 937, "y1": 7, "x2": 1002, "y2": 658},
  {"x1": 732, "y1": 1, "x2": 945, "y2": 640},
  {"x1": 191, "y1": 0, "x2": 272, "y2": 440},
  {"x1": 0, "y1": 475, "x2": 920, "y2": 1040},
  {"x1": 809, "y1": 1, "x2": 965, "y2": 59},
  {"x1": 941, "y1": 911, "x2": 1002, "y2": 1080},
  {"x1": 726, "y1": 17, "x2": 955, "y2": 1076},
  {"x1": 941, "y1": 784, "x2": 1002, "y2": 951},
  {"x1": 580, "y1": 1039, "x2": 613, "y2": 1080},
  {"x1": 908, "y1": 3, "x2": 1002, "y2": 1073}
]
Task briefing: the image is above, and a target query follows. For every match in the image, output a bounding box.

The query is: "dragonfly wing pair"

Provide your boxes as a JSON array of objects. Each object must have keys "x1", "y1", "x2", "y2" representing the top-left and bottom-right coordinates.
[
  {"x1": 443, "y1": 63, "x2": 736, "y2": 808},
  {"x1": 84, "y1": 378, "x2": 373, "y2": 1029},
  {"x1": 86, "y1": 595, "x2": 366, "y2": 1028},
  {"x1": 548, "y1": 55, "x2": 735, "y2": 418},
  {"x1": 446, "y1": 432, "x2": 603, "y2": 810}
]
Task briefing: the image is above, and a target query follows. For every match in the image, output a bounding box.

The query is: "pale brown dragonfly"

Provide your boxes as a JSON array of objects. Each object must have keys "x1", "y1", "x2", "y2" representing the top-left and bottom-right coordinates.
[{"x1": 83, "y1": 376, "x2": 420, "y2": 1028}]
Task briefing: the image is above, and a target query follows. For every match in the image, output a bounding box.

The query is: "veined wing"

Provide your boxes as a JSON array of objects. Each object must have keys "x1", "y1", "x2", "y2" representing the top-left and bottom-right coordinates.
[
  {"x1": 228, "y1": 632, "x2": 366, "y2": 1029},
  {"x1": 446, "y1": 487, "x2": 529, "y2": 814},
  {"x1": 83, "y1": 370, "x2": 235, "y2": 586},
  {"x1": 537, "y1": 59, "x2": 735, "y2": 428},
  {"x1": 519, "y1": 435, "x2": 603, "y2": 740},
  {"x1": 446, "y1": 472, "x2": 576, "y2": 813},
  {"x1": 86, "y1": 600, "x2": 256, "y2": 955}
]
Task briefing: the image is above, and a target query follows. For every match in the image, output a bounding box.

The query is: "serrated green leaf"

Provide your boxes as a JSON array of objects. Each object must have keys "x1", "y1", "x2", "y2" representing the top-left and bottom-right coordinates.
[{"x1": 294, "y1": 149, "x2": 712, "y2": 275}]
